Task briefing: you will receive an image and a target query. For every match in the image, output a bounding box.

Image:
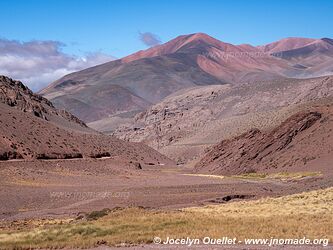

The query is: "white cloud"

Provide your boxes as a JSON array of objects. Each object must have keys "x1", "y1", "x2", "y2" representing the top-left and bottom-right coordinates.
[{"x1": 0, "y1": 39, "x2": 116, "y2": 91}]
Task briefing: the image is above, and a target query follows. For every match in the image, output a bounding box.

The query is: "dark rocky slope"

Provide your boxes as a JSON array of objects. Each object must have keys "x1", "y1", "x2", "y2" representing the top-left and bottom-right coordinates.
[{"x1": 194, "y1": 101, "x2": 333, "y2": 175}]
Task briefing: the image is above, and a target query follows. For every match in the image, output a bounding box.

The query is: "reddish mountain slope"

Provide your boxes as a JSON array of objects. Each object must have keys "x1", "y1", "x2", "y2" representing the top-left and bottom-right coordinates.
[
  {"x1": 122, "y1": 33, "x2": 290, "y2": 83},
  {"x1": 194, "y1": 100, "x2": 333, "y2": 175},
  {"x1": 258, "y1": 37, "x2": 316, "y2": 53},
  {"x1": 122, "y1": 33, "x2": 240, "y2": 62}
]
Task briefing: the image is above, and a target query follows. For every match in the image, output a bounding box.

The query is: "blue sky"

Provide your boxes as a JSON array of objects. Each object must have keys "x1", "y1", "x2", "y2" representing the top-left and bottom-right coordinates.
[
  {"x1": 0, "y1": 0, "x2": 332, "y2": 89},
  {"x1": 1, "y1": 0, "x2": 333, "y2": 57}
]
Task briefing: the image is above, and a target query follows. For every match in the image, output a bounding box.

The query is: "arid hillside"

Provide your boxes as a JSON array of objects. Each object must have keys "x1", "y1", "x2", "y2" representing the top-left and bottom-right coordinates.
[
  {"x1": 0, "y1": 76, "x2": 172, "y2": 165},
  {"x1": 195, "y1": 101, "x2": 333, "y2": 175},
  {"x1": 0, "y1": 75, "x2": 88, "y2": 131},
  {"x1": 114, "y1": 75, "x2": 333, "y2": 164}
]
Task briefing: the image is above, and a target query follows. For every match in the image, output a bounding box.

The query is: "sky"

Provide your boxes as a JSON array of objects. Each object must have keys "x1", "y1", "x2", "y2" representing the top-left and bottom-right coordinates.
[{"x1": 0, "y1": 0, "x2": 332, "y2": 90}]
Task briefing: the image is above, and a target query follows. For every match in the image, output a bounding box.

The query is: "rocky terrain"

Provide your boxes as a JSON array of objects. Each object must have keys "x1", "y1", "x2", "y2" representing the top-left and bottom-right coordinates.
[
  {"x1": 114, "y1": 75, "x2": 333, "y2": 164},
  {"x1": 0, "y1": 76, "x2": 172, "y2": 165},
  {"x1": 0, "y1": 75, "x2": 87, "y2": 130},
  {"x1": 195, "y1": 101, "x2": 333, "y2": 175},
  {"x1": 39, "y1": 33, "x2": 333, "y2": 130}
]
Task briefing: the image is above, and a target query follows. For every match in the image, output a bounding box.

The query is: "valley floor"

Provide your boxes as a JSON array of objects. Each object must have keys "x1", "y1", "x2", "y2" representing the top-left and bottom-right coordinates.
[{"x1": 0, "y1": 158, "x2": 332, "y2": 249}]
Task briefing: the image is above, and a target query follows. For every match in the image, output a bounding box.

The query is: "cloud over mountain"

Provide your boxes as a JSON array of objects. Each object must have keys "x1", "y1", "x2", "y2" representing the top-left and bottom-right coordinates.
[
  {"x1": 0, "y1": 38, "x2": 115, "y2": 91},
  {"x1": 139, "y1": 32, "x2": 161, "y2": 47}
]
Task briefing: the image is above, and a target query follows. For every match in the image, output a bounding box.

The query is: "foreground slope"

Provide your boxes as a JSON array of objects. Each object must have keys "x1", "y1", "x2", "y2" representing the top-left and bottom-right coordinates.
[{"x1": 0, "y1": 76, "x2": 172, "y2": 165}]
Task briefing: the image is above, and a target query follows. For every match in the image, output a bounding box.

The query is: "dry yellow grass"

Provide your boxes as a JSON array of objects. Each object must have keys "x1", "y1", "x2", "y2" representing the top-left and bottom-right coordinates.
[
  {"x1": 181, "y1": 173, "x2": 225, "y2": 179},
  {"x1": 0, "y1": 187, "x2": 332, "y2": 249},
  {"x1": 187, "y1": 186, "x2": 333, "y2": 217},
  {"x1": 232, "y1": 171, "x2": 322, "y2": 181},
  {"x1": 6, "y1": 179, "x2": 76, "y2": 187}
]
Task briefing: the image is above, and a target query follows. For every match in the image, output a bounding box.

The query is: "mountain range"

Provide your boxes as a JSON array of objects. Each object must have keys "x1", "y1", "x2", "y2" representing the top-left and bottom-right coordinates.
[{"x1": 40, "y1": 33, "x2": 333, "y2": 131}]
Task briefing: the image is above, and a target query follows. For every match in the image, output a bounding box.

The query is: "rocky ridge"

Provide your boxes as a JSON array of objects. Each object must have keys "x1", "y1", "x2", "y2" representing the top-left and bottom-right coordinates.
[{"x1": 114, "y1": 76, "x2": 333, "y2": 163}]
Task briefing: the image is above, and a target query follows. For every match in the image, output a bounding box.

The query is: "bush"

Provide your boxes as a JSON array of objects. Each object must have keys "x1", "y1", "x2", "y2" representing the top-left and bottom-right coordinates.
[{"x1": 86, "y1": 208, "x2": 110, "y2": 221}]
